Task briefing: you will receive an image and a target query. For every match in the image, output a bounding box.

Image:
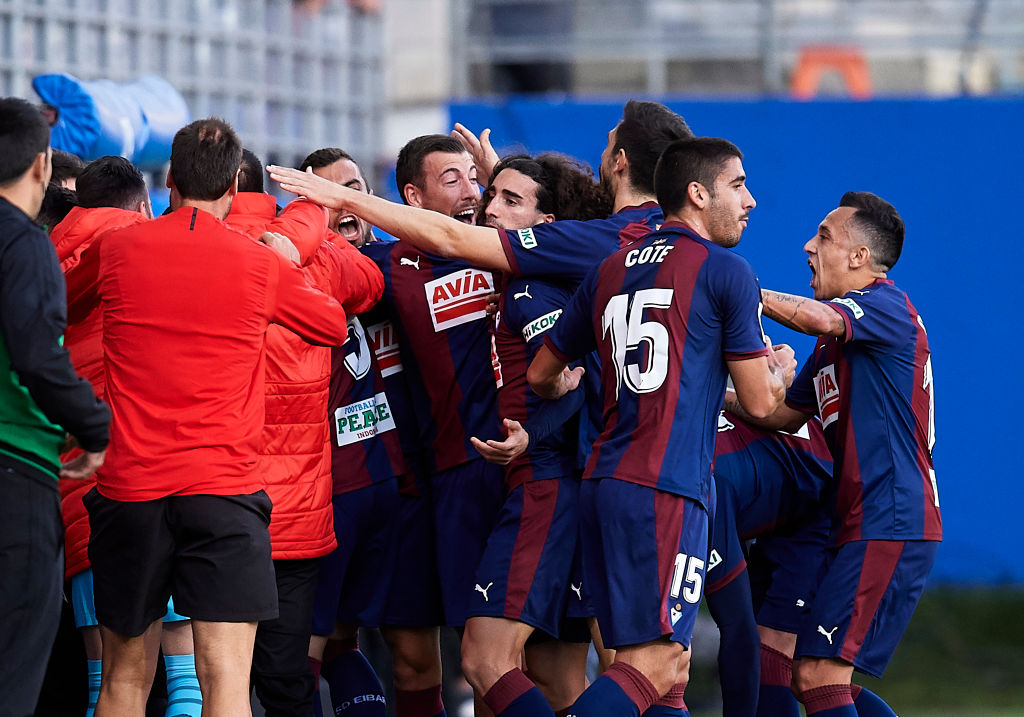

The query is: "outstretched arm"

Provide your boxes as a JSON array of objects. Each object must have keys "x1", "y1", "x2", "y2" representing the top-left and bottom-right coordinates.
[
  {"x1": 268, "y1": 166, "x2": 512, "y2": 272},
  {"x1": 761, "y1": 289, "x2": 845, "y2": 337}
]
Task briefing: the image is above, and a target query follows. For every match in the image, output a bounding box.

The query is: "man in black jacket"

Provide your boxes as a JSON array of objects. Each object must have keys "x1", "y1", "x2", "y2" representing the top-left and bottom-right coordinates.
[{"x1": 0, "y1": 96, "x2": 110, "y2": 713}]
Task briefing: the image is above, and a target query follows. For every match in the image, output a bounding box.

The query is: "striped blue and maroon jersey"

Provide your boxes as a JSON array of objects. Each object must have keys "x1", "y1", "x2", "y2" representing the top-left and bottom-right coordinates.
[
  {"x1": 713, "y1": 411, "x2": 833, "y2": 537},
  {"x1": 492, "y1": 276, "x2": 583, "y2": 487},
  {"x1": 545, "y1": 222, "x2": 770, "y2": 504},
  {"x1": 499, "y1": 202, "x2": 663, "y2": 282},
  {"x1": 328, "y1": 314, "x2": 408, "y2": 494},
  {"x1": 363, "y1": 239, "x2": 500, "y2": 473},
  {"x1": 785, "y1": 279, "x2": 941, "y2": 544}
]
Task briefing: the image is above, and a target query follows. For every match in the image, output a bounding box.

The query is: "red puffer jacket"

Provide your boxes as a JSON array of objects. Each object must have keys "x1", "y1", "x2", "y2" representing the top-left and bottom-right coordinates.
[
  {"x1": 53, "y1": 206, "x2": 149, "y2": 580},
  {"x1": 227, "y1": 194, "x2": 383, "y2": 558}
]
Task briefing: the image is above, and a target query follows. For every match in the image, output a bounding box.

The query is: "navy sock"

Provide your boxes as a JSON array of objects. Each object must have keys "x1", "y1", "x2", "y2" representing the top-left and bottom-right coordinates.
[
  {"x1": 801, "y1": 684, "x2": 857, "y2": 717},
  {"x1": 642, "y1": 682, "x2": 688, "y2": 716},
  {"x1": 568, "y1": 662, "x2": 660, "y2": 717},
  {"x1": 756, "y1": 645, "x2": 800, "y2": 717},
  {"x1": 86, "y1": 658, "x2": 101, "y2": 717},
  {"x1": 483, "y1": 668, "x2": 555, "y2": 717},
  {"x1": 706, "y1": 574, "x2": 760, "y2": 717},
  {"x1": 164, "y1": 653, "x2": 202, "y2": 717},
  {"x1": 851, "y1": 684, "x2": 897, "y2": 717},
  {"x1": 394, "y1": 685, "x2": 446, "y2": 717},
  {"x1": 321, "y1": 648, "x2": 387, "y2": 716}
]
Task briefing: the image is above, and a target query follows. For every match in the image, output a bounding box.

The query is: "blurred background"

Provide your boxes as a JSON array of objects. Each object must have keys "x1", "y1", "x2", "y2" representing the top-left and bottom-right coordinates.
[{"x1": 3, "y1": 1, "x2": 1022, "y2": 714}]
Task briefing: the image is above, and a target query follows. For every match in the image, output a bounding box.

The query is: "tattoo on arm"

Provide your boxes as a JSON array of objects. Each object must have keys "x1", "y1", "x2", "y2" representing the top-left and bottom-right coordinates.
[
  {"x1": 722, "y1": 391, "x2": 755, "y2": 422},
  {"x1": 762, "y1": 290, "x2": 811, "y2": 325}
]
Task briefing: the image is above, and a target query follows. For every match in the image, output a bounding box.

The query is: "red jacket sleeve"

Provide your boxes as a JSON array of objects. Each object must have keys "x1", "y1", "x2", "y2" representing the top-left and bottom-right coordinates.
[
  {"x1": 269, "y1": 198, "x2": 330, "y2": 266},
  {"x1": 64, "y1": 237, "x2": 102, "y2": 325},
  {"x1": 329, "y1": 234, "x2": 384, "y2": 314},
  {"x1": 268, "y1": 249, "x2": 349, "y2": 347}
]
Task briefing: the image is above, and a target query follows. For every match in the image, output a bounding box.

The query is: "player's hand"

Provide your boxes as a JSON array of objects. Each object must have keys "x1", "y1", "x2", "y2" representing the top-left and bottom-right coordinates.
[
  {"x1": 259, "y1": 231, "x2": 301, "y2": 264},
  {"x1": 470, "y1": 418, "x2": 529, "y2": 465},
  {"x1": 267, "y1": 165, "x2": 349, "y2": 210},
  {"x1": 552, "y1": 365, "x2": 586, "y2": 398},
  {"x1": 769, "y1": 343, "x2": 797, "y2": 387},
  {"x1": 60, "y1": 449, "x2": 105, "y2": 481},
  {"x1": 451, "y1": 123, "x2": 500, "y2": 188},
  {"x1": 484, "y1": 291, "x2": 500, "y2": 317}
]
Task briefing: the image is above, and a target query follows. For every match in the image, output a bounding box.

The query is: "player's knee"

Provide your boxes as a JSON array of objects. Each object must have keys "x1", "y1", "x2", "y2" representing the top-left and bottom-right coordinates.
[{"x1": 390, "y1": 643, "x2": 441, "y2": 687}]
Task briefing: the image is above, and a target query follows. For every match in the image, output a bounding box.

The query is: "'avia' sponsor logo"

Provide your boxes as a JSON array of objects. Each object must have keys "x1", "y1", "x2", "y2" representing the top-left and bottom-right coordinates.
[
  {"x1": 424, "y1": 269, "x2": 495, "y2": 331},
  {"x1": 366, "y1": 321, "x2": 402, "y2": 377},
  {"x1": 521, "y1": 309, "x2": 562, "y2": 342},
  {"x1": 813, "y1": 364, "x2": 840, "y2": 429},
  {"x1": 334, "y1": 392, "x2": 396, "y2": 446}
]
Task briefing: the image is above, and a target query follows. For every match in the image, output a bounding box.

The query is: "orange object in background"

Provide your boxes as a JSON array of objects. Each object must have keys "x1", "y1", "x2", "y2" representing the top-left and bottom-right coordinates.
[{"x1": 791, "y1": 45, "x2": 873, "y2": 99}]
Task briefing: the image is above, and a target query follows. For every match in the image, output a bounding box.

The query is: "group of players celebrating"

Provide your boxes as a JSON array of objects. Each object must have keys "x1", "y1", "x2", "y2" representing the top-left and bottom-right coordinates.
[{"x1": 0, "y1": 94, "x2": 939, "y2": 717}]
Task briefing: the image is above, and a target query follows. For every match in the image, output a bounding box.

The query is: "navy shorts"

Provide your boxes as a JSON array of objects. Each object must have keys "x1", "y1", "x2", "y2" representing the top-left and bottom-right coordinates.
[
  {"x1": 705, "y1": 476, "x2": 747, "y2": 596},
  {"x1": 312, "y1": 479, "x2": 400, "y2": 634},
  {"x1": 431, "y1": 459, "x2": 505, "y2": 627},
  {"x1": 382, "y1": 469, "x2": 444, "y2": 627},
  {"x1": 794, "y1": 539, "x2": 938, "y2": 677},
  {"x1": 468, "y1": 478, "x2": 579, "y2": 636},
  {"x1": 580, "y1": 478, "x2": 708, "y2": 650},
  {"x1": 748, "y1": 509, "x2": 831, "y2": 634}
]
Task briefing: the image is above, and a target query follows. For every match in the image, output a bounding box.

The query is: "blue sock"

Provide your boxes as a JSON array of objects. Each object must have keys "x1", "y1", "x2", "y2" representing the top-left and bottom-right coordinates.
[
  {"x1": 758, "y1": 684, "x2": 801, "y2": 717},
  {"x1": 164, "y1": 653, "x2": 203, "y2": 717},
  {"x1": 706, "y1": 574, "x2": 760, "y2": 717},
  {"x1": 568, "y1": 663, "x2": 660, "y2": 717},
  {"x1": 322, "y1": 648, "x2": 387, "y2": 715},
  {"x1": 801, "y1": 684, "x2": 857, "y2": 717},
  {"x1": 483, "y1": 669, "x2": 554, "y2": 717},
  {"x1": 852, "y1": 685, "x2": 897, "y2": 717},
  {"x1": 86, "y1": 659, "x2": 101, "y2": 717}
]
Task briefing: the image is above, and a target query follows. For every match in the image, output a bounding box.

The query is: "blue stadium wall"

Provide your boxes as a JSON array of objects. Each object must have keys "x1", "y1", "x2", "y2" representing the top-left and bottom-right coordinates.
[{"x1": 450, "y1": 96, "x2": 1024, "y2": 585}]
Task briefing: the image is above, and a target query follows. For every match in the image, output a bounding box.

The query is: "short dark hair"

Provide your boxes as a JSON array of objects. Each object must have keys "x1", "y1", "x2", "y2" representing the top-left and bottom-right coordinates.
[
  {"x1": 169, "y1": 117, "x2": 242, "y2": 201},
  {"x1": 50, "y1": 149, "x2": 86, "y2": 186},
  {"x1": 35, "y1": 184, "x2": 78, "y2": 232},
  {"x1": 839, "y1": 191, "x2": 905, "y2": 271},
  {"x1": 300, "y1": 147, "x2": 357, "y2": 172},
  {"x1": 76, "y1": 156, "x2": 148, "y2": 211},
  {"x1": 654, "y1": 137, "x2": 744, "y2": 216},
  {"x1": 238, "y1": 148, "x2": 264, "y2": 193},
  {"x1": 614, "y1": 100, "x2": 693, "y2": 195},
  {"x1": 482, "y1": 152, "x2": 612, "y2": 223},
  {"x1": 395, "y1": 135, "x2": 467, "y2": 205},
  {"x1": 0, "y1": 97, "x2": 51, "y2": 186}
]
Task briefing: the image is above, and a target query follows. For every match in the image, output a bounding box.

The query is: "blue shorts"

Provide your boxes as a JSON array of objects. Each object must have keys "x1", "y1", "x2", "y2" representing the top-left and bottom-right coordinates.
[
  {"x1": 382, "y1": 468, "x2": 445, "y2": 627},
  {"x1": 565, "y1": 537, "x2": 593, "y2": 621},
  {"x1": 431, "y1": 459, "x2": 506, "y2": 627},
  {"x1": 794, "y1": 539, "x2": 938, "y2": 677},
  {"x1": 748, "y1": 509, "x2": 831, "y2": 634},
  {"x1": 71, "y1": 569, "x2": 188, "y2": 629},
  {"x1": 312, "y1": 480, "x2": 400, "y2": 634},
  {"x1": 468, "y1": 478, "x2": 579, "y2": 636},
  {"x1": 705, "y1": 476, "x2": 746, "y2": 596},
  {"x1": 580, "y1": 479, "x2": 708, "y2": 650}
]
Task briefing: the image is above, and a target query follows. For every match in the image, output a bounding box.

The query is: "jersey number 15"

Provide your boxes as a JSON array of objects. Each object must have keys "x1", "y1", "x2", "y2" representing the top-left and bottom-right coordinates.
[{"x1": 602, "y1": 289, "x2": 673, "y2": 399}]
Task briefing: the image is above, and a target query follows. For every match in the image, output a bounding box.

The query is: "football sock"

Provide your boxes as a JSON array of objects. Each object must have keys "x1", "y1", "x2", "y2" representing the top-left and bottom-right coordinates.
[
  {"x1": 642, "y1": 682, "x2": 689, "y2": 716},
  {"x1": 800, "y1": 684, "x2": 856, "y2": 717},
  {"x1": 163, "y1": 653, "x2": 202, "y2": 717},
  {"x1": 85, "y1": 658, "x2": 101, "y2": 717},
  {"x1": 395, "y1": 685, "x2": 446, "y2": 717},
  {"x1": 851, "y1": 684, "x2": 898, "y2": 717},
  {"x1": 706, "y1": 574, "x2": 760, "y2": 717},
  {"x1": 568, "y1": 662, "x2": 660, "y2": 716},
  {"x1": 757, "y1": 645, "x2": 801, "y2": 717},
  {"x1": 482, "y1": 668, "x2": 555, "y2": 717},
  {"x1": 320, "y1": 643, "x2": 387, "y2": 716}
]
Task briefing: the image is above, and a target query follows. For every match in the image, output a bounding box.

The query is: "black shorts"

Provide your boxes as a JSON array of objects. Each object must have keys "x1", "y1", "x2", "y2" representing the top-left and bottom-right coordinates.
[{"x1": 85, "y1": 488, "x2": 278, "y2": 637}]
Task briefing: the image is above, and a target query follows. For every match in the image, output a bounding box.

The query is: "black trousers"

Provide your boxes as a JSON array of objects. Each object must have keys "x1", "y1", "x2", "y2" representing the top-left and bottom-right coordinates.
[
  {"x1": 0, "y1": 465, "x2": 63, "y2": 717},
  {"x1": 251, "y1": 557, "x2": 322, "y2": 717}
]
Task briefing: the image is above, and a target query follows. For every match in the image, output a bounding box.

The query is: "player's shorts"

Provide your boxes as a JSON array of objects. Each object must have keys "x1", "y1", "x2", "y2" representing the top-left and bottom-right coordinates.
[
  {"x1": 382, "y1": 469, "x2": 445, "y2": 627},
  {"x1": 84, "y1": 488, "x2": 278, "y2": 637},
  {"x1": 794, "y1": 539, "x2": 938, "y2": 677},
  {"x1": 431, "y1": 459, "x2": 506, "y2": 627},
  {"x1": 312, "y1": 479, "x2": 400, "y2": 634},
  {"x1": 468, "y1": 478, "x2": 578, "y2": 636},
  {"x1": 579, "y1": 478, "x2": 708, "y2": 650},
  {"x1": 71, "y1": 569, "x2": 188, "y2": 628},
  {"x1": 705, "y1": 476, "x2": 746, "y2": 596},
  {"x1": 748, "y1": 509, "x2": 831, "y2": 634}
]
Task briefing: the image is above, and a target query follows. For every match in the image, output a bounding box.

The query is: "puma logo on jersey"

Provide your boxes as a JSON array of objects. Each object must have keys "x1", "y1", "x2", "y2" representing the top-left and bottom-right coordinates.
[
  {"x1": 796, "y1": 598, "x2": 806, "y2": 607},
  {"x1": 400, "y1": 256, "x2": 421, "y2": 270},
  {"x1": 474, "y1": 582, "x2": 494, "y2": 602},
  {"x1": 570, "y1": 583, "x2": 583, "y2": 601},
  {"x1": 813, "y1": 364, "x2": 840, "y2": 429},
  {"x1": 717, "y1": 412, "x2": 735, "y2": 432},
  {"x1": 424, "y1": 269, "x2": 495, "y2": 331},
  {"x1": 366, "y1": 321, "x2": 402, "y2": 377},
  {"x1": 818, "y1": 625, "x2": 839, "y2": 645},
  {"x1": 513, "y1": 285, "x2": 532, "y2": 300}
]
